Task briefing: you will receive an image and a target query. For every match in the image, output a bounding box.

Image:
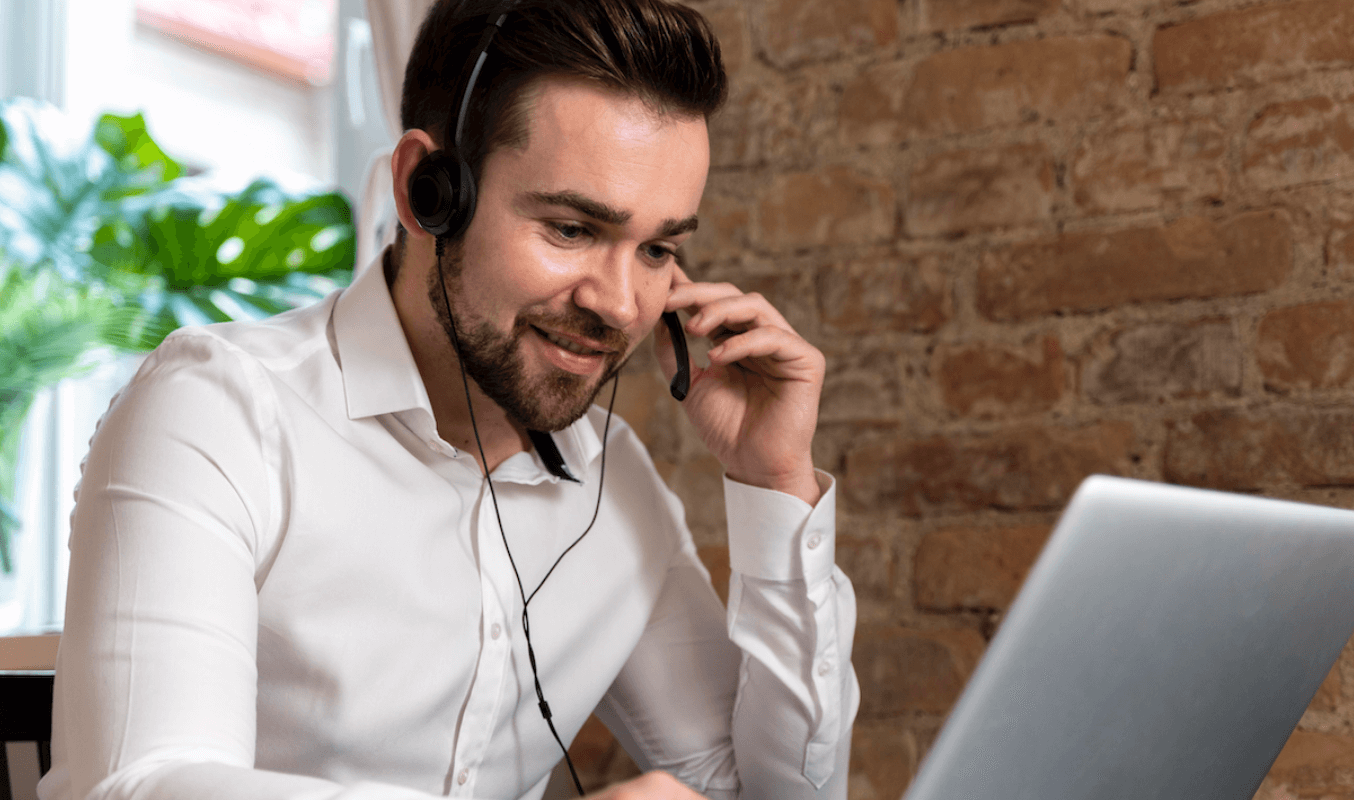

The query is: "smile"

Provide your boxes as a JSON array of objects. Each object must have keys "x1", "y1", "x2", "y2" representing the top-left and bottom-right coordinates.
[{"x1": 535, "y1": 327, "x2": 606, "y2": 357}]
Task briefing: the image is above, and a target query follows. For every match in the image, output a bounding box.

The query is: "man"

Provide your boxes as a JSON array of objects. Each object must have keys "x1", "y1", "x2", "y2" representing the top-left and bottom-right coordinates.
[{"x1": 40, "y1": 2, "x2": 859, "y2": 799}]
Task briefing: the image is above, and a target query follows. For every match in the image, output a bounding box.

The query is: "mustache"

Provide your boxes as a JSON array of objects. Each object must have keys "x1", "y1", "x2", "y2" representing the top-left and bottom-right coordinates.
[{"x1": 517, "y1": 307, "x2": 629, "y2": 353}]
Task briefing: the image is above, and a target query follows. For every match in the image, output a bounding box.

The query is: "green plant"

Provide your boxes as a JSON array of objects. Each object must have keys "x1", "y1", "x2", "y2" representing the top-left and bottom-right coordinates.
[{"x1": 0, "y1": 97, "x2": 356, "y2": 571}]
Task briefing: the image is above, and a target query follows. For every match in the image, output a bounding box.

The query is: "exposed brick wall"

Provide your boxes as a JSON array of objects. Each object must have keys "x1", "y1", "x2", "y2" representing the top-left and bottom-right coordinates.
[{"x1": 577, "y1": 1, "x2": 1354, "y2": 797}]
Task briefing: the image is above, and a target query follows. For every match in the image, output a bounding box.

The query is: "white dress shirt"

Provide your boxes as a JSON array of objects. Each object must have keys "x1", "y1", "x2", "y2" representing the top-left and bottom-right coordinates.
[{"x1": 38, "y1": 255, "x2": 860, "y2": 800}]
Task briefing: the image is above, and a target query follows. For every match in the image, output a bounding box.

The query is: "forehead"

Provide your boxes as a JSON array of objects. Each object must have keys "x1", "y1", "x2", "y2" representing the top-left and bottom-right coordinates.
[{"x1": 484, "y1": 77, "x2": 710, "y2": 223}]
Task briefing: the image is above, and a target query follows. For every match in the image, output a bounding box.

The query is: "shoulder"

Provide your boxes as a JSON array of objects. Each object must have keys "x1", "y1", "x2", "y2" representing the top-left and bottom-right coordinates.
[{"x1": 127, "y1": 291, "x2": 341, "y2": 406}]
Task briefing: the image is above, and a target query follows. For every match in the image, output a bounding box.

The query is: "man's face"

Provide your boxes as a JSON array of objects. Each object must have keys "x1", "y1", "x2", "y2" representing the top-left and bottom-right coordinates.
[{"x1": 431, "y1": 77, "x2": 710, "y2": 431}]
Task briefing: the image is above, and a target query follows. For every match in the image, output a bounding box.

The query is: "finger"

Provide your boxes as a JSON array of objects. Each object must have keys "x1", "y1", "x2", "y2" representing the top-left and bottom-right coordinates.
[
  {"x1": 665, "y1": 280, "x2": 745, "y2": 313},
  {"x1": 708, "y1": 326, "x2": 825, "y2": 380},
  {"x1": 671, "y1": 260, "x2": 694, "y2": 287},
  {"x1": 687, "y1": 292, "x2": 793, "y2": 338}
]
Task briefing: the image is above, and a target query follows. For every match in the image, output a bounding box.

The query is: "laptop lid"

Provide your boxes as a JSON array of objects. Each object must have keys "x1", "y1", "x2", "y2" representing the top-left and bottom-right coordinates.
[{"x1": 904, "y1": 475, "x2": 1354, "y2": 800}]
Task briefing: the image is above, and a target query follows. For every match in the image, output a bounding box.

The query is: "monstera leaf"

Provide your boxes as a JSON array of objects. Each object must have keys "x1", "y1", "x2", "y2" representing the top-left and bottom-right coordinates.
[
  {"x1": 90, "y1": 175, "x2": 353, "y2": 349},
  {"x1": 0, "y1": 97, "x2": 356, "y2": 570}
]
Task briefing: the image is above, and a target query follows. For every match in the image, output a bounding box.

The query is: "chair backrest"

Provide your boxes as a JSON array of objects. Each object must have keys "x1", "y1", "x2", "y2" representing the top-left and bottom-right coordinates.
[{"x1": 1, "y1": 670, "x2": 54, "y2": 800}]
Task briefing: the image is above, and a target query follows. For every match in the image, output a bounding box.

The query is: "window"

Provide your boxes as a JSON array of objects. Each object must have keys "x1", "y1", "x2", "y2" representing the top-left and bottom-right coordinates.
[{"x1": 0, "y1": 0, "x2": 389, "y2": 634}]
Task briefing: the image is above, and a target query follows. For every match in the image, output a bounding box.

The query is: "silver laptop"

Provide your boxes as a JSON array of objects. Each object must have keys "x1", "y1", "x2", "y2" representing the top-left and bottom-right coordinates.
[{"x1": 905, "y1": 475, "x2": 1354, "y2": 800}]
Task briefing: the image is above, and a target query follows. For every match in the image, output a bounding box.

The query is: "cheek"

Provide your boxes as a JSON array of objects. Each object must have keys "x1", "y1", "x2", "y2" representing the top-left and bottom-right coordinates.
[{"x1": 631, "y1": 267, "x2": 672, "y2": 329}]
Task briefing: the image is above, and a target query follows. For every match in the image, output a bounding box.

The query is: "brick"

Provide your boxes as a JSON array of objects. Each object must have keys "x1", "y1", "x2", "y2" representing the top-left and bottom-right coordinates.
[
  {"x1": 1259, "y1": 301, "x2": 1354, "y2": 392},
  {"x1": 935, "y1": 334, "x2": 1065, "y2": 417},
  {"x1": 903, "y1": 36, "x2": 1131, "y2": 136},
  {"x1": 1244, "y1": 96, "x2": 1354, "y2": 190},
  {"x1": 703, "y1": 6, "x2": 749, "y2": 76},
  {"x1": 663, "y1": 454, "x2": 727, "y2": 547},
  {"x1": 919, "y1": 0, "x2": 1058, "y2": 32},
  {"x1": 976, "y1": 211, "x2": 1293, "y2": 322},
  {"x1": 907, "y1": 143, "x2": 1056, "y2": 236},
  {"x1": 850, "y1": 723, "x2": 919, "y2": 800},
  {"x1": 818, "y1": 254, "x2": 951, "y2": 335},
  {"x1": 1163, "y1": 408, "x2": 1354, "y2": 491},
  {"x1": 709, "y1": 75, "x2": 832, "y2": 170},
  {"x1": 1076, "y1": 0, "x2": 1158, "y2": 13},
  {"x1": 836, "y1": 536, "x2": 893, "y2": 600},
  {"x1": 839, "y1": 60, "x2": 910, "y2": 149},
  {"x1": 821, "y1": 344, "x2": 904, "y2": 424},
  {"x1": 914, "y1": 524, "x2": 1053, "y2": 612},
  {"x1": 1155, "y1": 0, "x2": 1354, "y2": 93},
  {"x1": 1073, "y1": 119, "x2": 1226, "y2": 213},
  {"x1": 685, "y1": 192, "x2": 750, "y2": 267},
  {"x1": 755, "y1": 166, "x2": 897, "y2": 251},
  {"x1": 755, "y1": 0, "x2": 899, "y2": 67},
  {"x1": 843, "y1": 422, "x2": 1134, "y2": 515},
  {"x1": 1329, "y1": 223, "x2": 1354, "y2": 279},
  {"x1": 1082, "y1": 320, "x2": 1242, "y2": 404},
  {"x1": 855, "y1": 627, "x2": 986, "y2": 716},
  {"x1": 1265, "y1": 730, "x2": 1354, "y2": 794}
]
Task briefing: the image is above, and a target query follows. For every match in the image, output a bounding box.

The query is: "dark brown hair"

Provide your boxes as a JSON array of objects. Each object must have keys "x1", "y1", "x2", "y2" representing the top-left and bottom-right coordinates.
[{"x1": 401, "y1": 0, "x2": 727, "y2": 189}]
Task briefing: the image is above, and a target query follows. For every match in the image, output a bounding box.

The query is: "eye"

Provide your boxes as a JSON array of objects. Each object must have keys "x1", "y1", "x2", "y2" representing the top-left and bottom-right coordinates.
[
  {"x1": 551, "y1": 222, "x2": 590, "y2": 242},
  {"x1": 643, "y1": 243, "x2": 676, "y2": 264}
]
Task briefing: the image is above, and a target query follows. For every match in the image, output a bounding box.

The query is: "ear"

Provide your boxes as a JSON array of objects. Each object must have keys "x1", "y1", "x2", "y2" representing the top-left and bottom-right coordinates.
[{"x1": 391, "y1": 129, "x2": 440, "y2": 244}]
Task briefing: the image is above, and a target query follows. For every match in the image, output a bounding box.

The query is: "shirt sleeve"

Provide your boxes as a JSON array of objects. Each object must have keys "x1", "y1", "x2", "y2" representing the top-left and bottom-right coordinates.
[
  {"x1": 595, "y1": 471, "x2": 859, "y2": 800},
  {"x1": 43, "y1": 332, "x2": 446, "y2": 800}
]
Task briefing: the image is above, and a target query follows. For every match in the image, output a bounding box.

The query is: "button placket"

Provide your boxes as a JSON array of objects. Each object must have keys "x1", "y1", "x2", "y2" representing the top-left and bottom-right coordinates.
[{"x1": 449, "y1": 485, "x2": 516, "y2": 798}]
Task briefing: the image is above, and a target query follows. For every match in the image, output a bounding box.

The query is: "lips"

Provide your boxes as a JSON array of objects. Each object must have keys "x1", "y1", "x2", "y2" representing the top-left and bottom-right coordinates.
[{"x1": 533, "y1": 326, "x2": 608, "y2": 357}]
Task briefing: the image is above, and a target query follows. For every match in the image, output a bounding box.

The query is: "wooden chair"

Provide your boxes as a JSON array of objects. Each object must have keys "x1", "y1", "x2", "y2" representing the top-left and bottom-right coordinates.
[{"x1": 1, "y1": 670, "x2": 54, "y2": 800}]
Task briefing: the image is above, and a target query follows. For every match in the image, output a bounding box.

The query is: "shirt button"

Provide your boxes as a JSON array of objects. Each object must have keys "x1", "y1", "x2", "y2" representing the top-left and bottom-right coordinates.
[
  {"x1": 490, "y1": 623, "x2": 502, "y2": 640},
  {"x1": 806, "y1": 533, "x2": 822, "y2": 550},
  {"x1": 818, "y1": 661, "x2": 831, "y2": 676},
  {"x1": 457, "y1": 768, "x2": 470, "y2": 785}
]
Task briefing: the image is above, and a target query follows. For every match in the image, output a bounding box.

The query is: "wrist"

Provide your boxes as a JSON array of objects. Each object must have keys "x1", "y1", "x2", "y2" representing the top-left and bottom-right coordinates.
[{"x1": 726, "y1": 464, "x2": 821, "y2": 506}]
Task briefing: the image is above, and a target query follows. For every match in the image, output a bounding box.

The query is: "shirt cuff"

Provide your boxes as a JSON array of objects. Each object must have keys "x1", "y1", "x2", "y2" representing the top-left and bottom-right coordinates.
[{"x1": 724, "y1": 470, "x2": 836, "y2": 585}]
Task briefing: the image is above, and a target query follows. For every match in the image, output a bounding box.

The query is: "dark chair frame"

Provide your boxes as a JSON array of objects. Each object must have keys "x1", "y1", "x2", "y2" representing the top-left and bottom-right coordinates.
[{"x1": 0, "y1": 670, "x2": 54, "y2": 800}]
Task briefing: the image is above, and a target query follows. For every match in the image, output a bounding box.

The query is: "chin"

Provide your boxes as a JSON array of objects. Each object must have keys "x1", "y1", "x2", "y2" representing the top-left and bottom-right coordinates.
[{"x1": 503, "y1": 370, "x2": 609, "y2": 432}]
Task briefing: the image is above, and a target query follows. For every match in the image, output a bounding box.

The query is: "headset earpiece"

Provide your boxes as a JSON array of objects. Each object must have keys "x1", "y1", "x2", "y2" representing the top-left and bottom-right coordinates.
[
  {"x1": 408, "y1": 11, "x2": 507, "y2": 242},
  {"x1": 409, "y1": 149, "x2": 477, "y2": 239}
]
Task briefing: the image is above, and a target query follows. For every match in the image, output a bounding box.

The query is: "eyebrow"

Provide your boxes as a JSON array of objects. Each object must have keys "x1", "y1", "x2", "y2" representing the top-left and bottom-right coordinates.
[{"x1": 525, "y1": 190, "x2": 698, "y2": 239}]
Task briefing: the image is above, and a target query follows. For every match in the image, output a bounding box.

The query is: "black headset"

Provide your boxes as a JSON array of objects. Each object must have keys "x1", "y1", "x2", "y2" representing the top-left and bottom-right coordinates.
[{"x1": 407, "y1": 11, "x2": 508, "y2": 240}]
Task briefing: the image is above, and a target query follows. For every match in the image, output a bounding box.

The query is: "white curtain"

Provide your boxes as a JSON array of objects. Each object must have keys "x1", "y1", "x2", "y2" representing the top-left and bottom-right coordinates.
[{"x1": 354, "y1": 0, "x2": 435, "y2": 273}]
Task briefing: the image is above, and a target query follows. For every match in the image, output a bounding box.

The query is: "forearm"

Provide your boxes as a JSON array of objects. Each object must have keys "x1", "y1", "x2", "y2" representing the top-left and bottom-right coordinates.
[{"x1": 722, "y1": 473, "x2": 859, "y2": 800}]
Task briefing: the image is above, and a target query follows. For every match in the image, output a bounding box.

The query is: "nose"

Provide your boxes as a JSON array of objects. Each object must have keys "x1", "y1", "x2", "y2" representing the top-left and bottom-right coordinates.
[{"x1": 572, "y1": 246, "x2": 639, "y2": 330}]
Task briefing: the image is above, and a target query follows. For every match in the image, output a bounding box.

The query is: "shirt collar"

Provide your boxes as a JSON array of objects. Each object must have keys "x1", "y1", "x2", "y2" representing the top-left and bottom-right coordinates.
[
  {"x1": 332, "y1": 248, "x2": 433, "y2": 420},
  {"x1": 332, "y1": 247, "x2": 607, "y2": 481}
]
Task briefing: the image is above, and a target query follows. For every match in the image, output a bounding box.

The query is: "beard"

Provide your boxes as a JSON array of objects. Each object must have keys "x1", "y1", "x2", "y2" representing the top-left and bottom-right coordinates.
[{"x1": 427, "y1": 249, "x2": 630, "y2": 432}]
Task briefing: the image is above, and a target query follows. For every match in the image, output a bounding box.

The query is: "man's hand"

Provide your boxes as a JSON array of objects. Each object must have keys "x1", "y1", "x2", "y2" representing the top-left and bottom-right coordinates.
[
  {"x1": 656, "y1": 267, "x2": 825, "y2": 506},
  {"x1": 583, "y1": 771, "x2": 710, "y2": 799}
]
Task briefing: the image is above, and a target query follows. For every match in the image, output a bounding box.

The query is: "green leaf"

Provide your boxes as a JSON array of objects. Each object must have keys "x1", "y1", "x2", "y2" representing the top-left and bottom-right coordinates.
[
  {"x1": 0, "y1": 98, "x2": 124, "y2": 281},
  {"x1": 95, "y1": 111, "x2": 183, "y2": 185}
]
